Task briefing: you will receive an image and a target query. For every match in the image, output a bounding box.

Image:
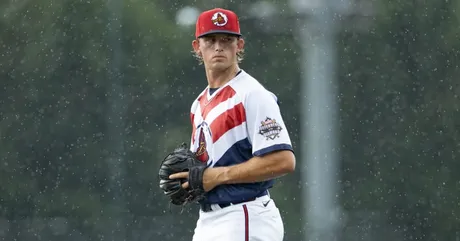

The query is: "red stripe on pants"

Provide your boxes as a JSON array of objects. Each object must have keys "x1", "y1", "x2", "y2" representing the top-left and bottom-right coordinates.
[{"x1": 243, "y1": 204, "x2": 249, "y2": 241}]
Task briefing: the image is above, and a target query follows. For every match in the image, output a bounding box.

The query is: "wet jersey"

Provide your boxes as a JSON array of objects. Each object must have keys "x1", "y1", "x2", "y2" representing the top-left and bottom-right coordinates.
[{"x1": 189, "y1": 69, "x2": 293, "y2": 204}]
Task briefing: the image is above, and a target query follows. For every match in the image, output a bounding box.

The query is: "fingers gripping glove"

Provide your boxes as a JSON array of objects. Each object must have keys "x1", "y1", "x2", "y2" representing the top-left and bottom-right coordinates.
[{"x1": 158, "y1": 143, "x2": 207, "y2": 206}]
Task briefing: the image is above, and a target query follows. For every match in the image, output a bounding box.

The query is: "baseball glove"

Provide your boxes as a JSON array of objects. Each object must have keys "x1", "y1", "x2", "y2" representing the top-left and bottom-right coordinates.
[{"x1": 158, "y1": 142, "x2": 208, "y2": 206}]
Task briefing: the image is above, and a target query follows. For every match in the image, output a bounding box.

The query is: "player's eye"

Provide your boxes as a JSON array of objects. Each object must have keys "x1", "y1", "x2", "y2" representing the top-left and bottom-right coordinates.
[{"x1": 201, "y1": 36, "x2": 234, "y2": 47}]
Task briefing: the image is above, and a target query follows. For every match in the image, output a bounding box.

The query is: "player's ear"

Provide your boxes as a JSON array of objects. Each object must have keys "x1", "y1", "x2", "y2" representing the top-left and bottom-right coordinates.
[
  {"x1": 237, "y1": 37, "x2": 245, "y2": 52},
  {"x1": 192, "y1": 39, "x2": 201, "y2": 55}
]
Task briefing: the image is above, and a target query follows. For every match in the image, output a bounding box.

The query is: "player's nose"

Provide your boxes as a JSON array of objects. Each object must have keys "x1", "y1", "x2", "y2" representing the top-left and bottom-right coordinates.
[{"x1": 214, "y1": 41, "x2": 224, "y2": 51}]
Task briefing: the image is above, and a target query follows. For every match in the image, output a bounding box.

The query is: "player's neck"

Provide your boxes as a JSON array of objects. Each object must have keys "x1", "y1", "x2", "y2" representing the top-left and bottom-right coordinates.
[{"x1": 205, "y1": 65, "x2": 240, "y2": 89}]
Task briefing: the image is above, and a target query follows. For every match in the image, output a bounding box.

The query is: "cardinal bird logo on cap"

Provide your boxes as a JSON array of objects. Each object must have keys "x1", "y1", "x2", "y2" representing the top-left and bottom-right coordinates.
[{"x1": 211, "y1": 12, "x2": 228, "y2": 26}]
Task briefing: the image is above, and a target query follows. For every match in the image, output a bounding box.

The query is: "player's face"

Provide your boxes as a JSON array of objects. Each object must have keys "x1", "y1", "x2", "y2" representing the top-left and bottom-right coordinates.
[{"x1": 192, "y1": 34, "x2": 244, "y2": 70}]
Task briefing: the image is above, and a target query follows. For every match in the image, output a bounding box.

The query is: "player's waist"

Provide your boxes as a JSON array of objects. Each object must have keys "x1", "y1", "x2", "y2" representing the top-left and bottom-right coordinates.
[
  {"x1": 202, "y1": 181, "x2": 273, "y2": 202},
  {"x1": 200, "y1": 190, "x2": 269, "y2": 212}
]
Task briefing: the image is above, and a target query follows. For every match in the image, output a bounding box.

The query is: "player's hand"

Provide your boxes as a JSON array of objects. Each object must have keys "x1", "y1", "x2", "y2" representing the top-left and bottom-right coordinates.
[{"x1": 169, "y1": 168, "x2": 220, "y2": 192}]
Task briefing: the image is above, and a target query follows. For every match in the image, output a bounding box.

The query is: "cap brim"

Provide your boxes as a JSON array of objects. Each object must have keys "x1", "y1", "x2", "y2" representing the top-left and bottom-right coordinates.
[{"x1": 197, "y1": 30, "x2": 242, "y2": 38}]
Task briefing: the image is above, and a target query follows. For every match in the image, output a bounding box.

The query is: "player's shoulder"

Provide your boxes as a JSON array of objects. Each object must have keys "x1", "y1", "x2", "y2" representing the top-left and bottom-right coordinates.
[
  {"x1": 232, "y1": 70, "x2": 271, "y2": 94},
  {"x1": 231, "y1": 70, "x2": 278, "y2": 102}
]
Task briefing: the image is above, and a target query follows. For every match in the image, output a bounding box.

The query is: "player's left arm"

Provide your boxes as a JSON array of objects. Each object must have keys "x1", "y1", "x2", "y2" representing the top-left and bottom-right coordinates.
[
  {"x1": 213, "y1": 148, "x2": 295, "y2": 186},
  {"x1": 202, "y1": 89, "x2": 296, "y2": 189}
]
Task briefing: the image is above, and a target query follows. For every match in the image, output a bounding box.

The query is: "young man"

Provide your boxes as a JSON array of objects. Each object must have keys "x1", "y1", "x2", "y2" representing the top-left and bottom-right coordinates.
[{"x1": 169, "y1": 7, "x2": 296, "y2": 241}]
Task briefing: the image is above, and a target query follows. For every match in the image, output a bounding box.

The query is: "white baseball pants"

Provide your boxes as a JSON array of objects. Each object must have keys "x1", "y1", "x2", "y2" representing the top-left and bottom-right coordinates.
[{"x1": 192, "y1": 195, "x2": 284, "y2": 241}]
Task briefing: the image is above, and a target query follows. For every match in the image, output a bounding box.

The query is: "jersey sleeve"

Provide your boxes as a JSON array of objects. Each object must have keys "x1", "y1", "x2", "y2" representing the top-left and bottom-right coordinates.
[{"x1": 244, "y1": 89, "x2": 293, "y2": 157}]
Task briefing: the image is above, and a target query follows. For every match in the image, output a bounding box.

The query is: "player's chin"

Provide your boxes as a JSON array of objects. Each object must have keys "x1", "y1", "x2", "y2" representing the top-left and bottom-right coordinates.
[{"x1": 208, "y1": 62, "x2": 231, "y2": 71}]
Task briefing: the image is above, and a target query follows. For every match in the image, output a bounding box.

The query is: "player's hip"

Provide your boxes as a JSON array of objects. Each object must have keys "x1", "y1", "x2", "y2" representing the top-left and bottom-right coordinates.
[
  {"x1": 197, "y1": 193, "x2": 281, "y2": 221},
  {"x1": 193, "y1": 196, "x2": 284, "y2": 241}
]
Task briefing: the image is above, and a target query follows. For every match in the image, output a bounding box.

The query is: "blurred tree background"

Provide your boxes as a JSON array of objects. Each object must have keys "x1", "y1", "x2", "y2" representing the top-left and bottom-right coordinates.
[{"x1": 0, "y1": 0, "x2": 459, "y2": 240}]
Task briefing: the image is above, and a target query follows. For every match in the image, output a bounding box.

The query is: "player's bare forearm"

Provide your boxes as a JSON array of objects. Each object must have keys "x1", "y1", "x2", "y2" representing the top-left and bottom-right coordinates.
[{"x1": 209, "y1": 150, "x2": 296, "y2": 186}]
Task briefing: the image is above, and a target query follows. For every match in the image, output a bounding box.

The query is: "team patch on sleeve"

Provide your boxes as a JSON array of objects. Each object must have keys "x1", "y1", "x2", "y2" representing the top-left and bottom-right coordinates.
[{"x1": 258, "y1": 117, "x2": 283, "y2": 140}]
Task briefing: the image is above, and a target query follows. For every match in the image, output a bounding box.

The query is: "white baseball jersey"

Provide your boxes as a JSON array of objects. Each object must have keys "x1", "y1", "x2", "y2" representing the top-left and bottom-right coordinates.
[{"x1": 189, "y1": 69, "x2": 293, "y2": 205}]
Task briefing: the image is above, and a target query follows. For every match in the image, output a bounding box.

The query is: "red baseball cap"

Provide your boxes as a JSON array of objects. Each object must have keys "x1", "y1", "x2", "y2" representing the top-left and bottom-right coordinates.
[{"x1": 195, "y1": 8, "x2": 241, "y2": 38}]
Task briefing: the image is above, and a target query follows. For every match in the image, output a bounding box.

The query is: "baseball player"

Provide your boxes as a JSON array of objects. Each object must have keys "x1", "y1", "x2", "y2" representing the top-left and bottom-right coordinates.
[{"x1": 169, "y1": 7, "x2": 296, "y2": 241}]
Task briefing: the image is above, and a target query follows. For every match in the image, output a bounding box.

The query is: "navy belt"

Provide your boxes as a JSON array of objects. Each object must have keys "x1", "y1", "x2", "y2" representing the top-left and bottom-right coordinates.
[{"x1": 200, "y1": 190, "x2": 268, "y2": 212}]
